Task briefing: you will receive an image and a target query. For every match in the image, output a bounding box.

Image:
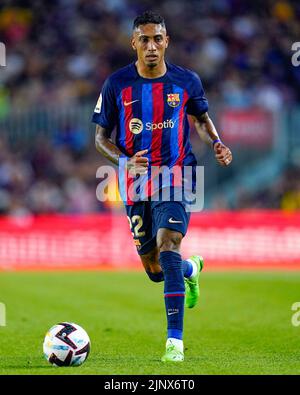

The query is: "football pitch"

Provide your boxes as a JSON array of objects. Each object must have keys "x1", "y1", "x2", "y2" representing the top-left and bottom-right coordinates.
[{"x1": 0, "y1": 270, "x2": 300, "y2": 375}]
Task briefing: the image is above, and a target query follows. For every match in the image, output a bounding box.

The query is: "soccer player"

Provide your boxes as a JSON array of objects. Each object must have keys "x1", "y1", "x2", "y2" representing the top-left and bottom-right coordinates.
[{"x1": 93, "y1": 11, "x2": 232, "y2": 362}]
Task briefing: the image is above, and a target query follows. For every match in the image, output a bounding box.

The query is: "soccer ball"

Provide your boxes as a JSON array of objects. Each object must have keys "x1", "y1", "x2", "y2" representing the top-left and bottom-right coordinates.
[{"x1": 43, "y1": 322, "x2": 91, "y2": 366}]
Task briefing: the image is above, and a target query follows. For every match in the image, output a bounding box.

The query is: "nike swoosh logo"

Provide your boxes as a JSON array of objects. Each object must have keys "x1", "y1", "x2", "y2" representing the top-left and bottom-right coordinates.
[
  {"x1": 124, "y1": 100, "x2": 139, "y2": 106},
  {"x1": 167, "y1": 311, "x2": 178, "y2": 316},
  {"x1": 168, "y1": 218, "x2": 183, "y2": 224}
]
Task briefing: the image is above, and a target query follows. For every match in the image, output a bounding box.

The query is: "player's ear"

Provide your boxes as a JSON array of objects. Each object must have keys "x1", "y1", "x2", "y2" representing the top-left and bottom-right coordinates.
[
  {"x1": 131, "y1": 37, "x2": 137, "y2": 51},
  {"x1": 165, "y1": 35, "x2": 170, "y2": 49}
]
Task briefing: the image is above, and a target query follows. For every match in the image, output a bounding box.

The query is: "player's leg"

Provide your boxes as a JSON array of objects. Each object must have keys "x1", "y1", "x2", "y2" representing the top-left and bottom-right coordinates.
[
  {"x1": 140, "y1": 246, "x2": 200, "y2": 284},
  {"x1": 136, "y1": 232, "x2": 198, "y2": 282},
  {"x1": 156, "y1": 227, "x2": 185, "y2": 362},
  {"x1": 126, "y1": 199, "x2": 200, "y2": 285},
  {"x1": 137, "y1": 240, "x2": 200, "y2": 287},
  {"x1": 152, "y1": 200, "x2": 204, "y2": 361},
  {"x1": 139, "y1": 246, "x2": 164, "y2": 283},
  {"x1": 146, "y1": 199, "x2": 203, "y2": 308},
  {"x1": 126, "y1": 201, "x2": 164, "y2": 281}
]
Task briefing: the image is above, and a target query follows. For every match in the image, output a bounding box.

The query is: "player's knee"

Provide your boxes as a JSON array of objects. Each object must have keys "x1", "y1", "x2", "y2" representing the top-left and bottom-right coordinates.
[
  {"x1": 140, "y1": 248, "x2": 160, "y2": 272},
  {"x1": 157, "y1": 230, "x2": 182, "y2": 253}
]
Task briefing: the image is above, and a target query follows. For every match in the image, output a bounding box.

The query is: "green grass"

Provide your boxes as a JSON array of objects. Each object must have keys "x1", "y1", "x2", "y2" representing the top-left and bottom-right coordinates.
[{"x1": 0, "y1": 270, "x2": 300, "y2": 375}]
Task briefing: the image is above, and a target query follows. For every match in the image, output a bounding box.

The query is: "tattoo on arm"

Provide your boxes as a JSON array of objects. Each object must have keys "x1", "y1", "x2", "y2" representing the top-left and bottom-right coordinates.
[
  {"x1": 95, "y1": 125, "x2": 124, "y2": 165},
  {"x1": 192, "y1": 112, "x2": 220, "y2": 145}
]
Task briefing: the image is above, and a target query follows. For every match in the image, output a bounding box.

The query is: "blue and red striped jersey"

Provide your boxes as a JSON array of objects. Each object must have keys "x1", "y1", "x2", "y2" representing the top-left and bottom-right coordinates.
[
  {"x1": 93, "y1": 62, "x2": 208, "y2": 204},
  {"x1": 92, "y1": 62, "x2": 208, "y2": 169}
]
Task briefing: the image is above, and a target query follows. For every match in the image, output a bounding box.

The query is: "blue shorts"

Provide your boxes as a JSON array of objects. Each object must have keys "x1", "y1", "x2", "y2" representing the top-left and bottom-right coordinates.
[{"x1": 125, "y1": 201, "x2": 190, "y2": 255}]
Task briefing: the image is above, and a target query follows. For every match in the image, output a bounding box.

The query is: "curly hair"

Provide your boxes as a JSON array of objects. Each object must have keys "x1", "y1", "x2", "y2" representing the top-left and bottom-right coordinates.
[{"x1": 133, "y1": 10, "x2": 166, "y2": 30}]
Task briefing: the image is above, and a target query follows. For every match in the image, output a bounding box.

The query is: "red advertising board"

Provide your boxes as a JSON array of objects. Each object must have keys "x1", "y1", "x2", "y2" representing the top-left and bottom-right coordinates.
[
  {"x1": 219, "y1": 109, "x2": 274, "y2": 147},
  {"x1": 0, "y1": 211, "x2": 299, "y2": 271}
]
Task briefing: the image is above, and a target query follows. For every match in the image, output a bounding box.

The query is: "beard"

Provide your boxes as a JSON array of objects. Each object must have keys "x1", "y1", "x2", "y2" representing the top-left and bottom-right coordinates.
[
  {"x1": 145, "y1": 55, "x2": 159, "y2": 68},
  {"x1": 147, "y1": 62, "x2": 157, "y2": 68}
]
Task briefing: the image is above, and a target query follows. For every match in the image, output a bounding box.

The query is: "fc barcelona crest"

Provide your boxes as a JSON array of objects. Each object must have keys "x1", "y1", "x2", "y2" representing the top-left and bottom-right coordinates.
[{"x1": 167, "y1": 93, "x2": 180, "y2": 107}]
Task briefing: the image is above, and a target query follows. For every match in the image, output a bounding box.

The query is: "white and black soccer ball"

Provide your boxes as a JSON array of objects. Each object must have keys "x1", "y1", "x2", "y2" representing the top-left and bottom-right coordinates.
[{"x1": 43, "y1": 322, "x2": 91, "y2": 366}]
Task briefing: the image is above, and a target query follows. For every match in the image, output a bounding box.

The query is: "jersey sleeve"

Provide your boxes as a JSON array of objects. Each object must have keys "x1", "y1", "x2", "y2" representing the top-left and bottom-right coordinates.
[
  {"x1": 92, "y1": 77, "x2": 118, "y2": 134},
  {"x1": 186, "y1": 71, "x2": 208, "y2": 116}
]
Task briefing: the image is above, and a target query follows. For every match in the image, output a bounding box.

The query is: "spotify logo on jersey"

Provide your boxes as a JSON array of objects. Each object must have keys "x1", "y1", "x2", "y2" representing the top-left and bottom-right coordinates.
[
  {"x1": 129, "y1": 118, "x2": 176, "y2": 134},
  {"x1": 146, "y1": 119, "x2": 175, "y2": 131},
  {"x1": 129, "y1": 118, "x2": 144, "y2": 134}
]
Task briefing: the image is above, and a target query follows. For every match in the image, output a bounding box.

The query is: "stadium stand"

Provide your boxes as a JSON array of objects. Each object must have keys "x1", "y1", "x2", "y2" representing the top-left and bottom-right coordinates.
[{"x1": 0, "y1": 0, "x2": 300, "y2": 214}]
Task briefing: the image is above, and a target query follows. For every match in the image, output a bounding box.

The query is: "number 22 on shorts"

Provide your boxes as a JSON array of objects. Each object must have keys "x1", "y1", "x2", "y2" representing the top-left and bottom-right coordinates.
[{"x1": 127, "y1": 215, "x2": 145, "y2": 238}]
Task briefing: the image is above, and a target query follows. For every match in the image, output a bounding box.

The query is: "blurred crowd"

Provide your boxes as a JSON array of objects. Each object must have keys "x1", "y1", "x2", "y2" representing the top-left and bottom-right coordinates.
[
  {"x1": 0, "y1": 0, "x2": 300, "y2": 214},
  {"x1": 0, "y1": 135, "x2": 111, "y2": 215},
  {"x1": 0, "y1": 131, "x2": 300, "y2": 215},
  {"x1": 234, "y1": 166, "x2": 300, "y2": 210},
  {"x1": 0, "y1": 0, "x2": 300, "y2": 112}
]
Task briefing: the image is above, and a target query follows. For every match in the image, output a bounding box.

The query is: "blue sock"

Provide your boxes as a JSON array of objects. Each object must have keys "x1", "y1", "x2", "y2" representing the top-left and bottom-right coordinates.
[
  {"x1": 182, "y1": 259, "x2": 193, "y2": 278},
  {"x1": 146, "y1": 271, "x2": 164, "y2": 283},
  {"x1": 159, "y1": 251, "x2": 185, "y2": 340}
]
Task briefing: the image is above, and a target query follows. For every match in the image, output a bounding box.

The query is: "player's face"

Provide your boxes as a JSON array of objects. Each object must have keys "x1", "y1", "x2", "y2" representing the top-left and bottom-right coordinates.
[{"x1": 132, "y1": 23, "x2": 169, "y2": 68}]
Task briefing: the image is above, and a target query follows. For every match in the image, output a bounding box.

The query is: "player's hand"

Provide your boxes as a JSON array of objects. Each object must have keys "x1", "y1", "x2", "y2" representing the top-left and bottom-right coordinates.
[
  {"x1": 126, "y1": 149, "x2": 149, "y2": 176},
  {"x1": 214, "y1": 142, "x2": 232, "y2": 167}
]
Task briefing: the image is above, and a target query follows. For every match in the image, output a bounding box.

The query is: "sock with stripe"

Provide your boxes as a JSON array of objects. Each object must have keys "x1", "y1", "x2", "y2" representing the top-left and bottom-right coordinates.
[
  {"x1": 159, "y1": 251, "x2": 185, "y2": 340},
  {"x1": 182, "y1": 259, "x2": 198, "y2": 278}
]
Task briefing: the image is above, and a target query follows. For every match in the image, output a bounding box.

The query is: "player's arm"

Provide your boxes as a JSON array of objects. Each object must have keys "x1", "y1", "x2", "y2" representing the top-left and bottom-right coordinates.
[
  {"x1": 192, "y1": 112, "x2": 233, "y2": 167},
  {"x1": 95, "y1": 125, "x2": 148, "y2": 174},
  {"x1": 95, "y1": 124, "x2": 122, "y2": 165}
]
